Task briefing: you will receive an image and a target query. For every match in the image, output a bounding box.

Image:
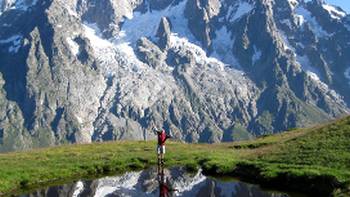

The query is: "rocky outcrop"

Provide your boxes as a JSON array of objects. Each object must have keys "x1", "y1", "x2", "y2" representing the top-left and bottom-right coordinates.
[
  {"x1": 156, "y1": 17, "x2": 171, "y2": 50},
  {"x1": 137, "y1": 37, "x2": 166, "y2": 69},
  {"x1": 185, "y1": 0, "x2": 221, "y2": 48}
]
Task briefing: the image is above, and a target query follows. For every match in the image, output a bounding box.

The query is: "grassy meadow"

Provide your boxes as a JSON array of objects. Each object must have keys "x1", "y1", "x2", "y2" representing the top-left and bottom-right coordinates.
[{"x1": 0, "y1": 116, "x2": 350, "y2": 196}]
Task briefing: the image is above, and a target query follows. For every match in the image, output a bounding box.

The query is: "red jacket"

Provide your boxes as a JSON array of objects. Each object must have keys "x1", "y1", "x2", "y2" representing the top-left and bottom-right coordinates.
[{"x1": 157, "y1": 130, "x2": 169, "y2": 146}]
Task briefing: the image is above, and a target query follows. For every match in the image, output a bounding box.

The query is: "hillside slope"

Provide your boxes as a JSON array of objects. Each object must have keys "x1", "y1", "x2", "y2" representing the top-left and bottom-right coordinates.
[{"x1": 0, "y1": 116, "x2": 350, "y2": 196}]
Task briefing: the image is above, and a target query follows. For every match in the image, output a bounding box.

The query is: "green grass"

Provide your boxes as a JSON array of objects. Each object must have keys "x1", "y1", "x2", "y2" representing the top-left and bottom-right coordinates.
[{"x1": 1, "y1": 116, "x2": 350, "y2": 196}]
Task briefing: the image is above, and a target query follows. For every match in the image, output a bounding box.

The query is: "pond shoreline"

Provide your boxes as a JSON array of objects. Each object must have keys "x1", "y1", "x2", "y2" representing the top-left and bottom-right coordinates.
[
  {"x1": 14, "y1": 166, "x2": 303, "y2": 197},
  {"x1": 7, "y1": 161, "x2": 345, "y2": 197},
  {"x1": 201, "y1": 162, "x2": 345, "y2": 197}
]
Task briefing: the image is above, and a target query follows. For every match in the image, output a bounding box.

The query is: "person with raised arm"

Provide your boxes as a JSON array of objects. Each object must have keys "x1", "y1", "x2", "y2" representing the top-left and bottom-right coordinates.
[{"x1": 154, "y1": 127, "x2": 172, "y2": 166}]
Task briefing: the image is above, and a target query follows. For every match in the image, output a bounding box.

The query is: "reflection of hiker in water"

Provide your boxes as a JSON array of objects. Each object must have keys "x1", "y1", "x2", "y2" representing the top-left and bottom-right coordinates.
[
  {"x1": 158, "y1": 167, "x2": 177, "y2": 197},
  {"x1": 154, "y1": 127, "x2": 172, "y2": 165}
]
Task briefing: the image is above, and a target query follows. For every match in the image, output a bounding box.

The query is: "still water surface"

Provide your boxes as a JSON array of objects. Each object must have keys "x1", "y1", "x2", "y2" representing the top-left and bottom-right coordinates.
[{"x1": 20, "y1": 167, "x2": 300, "y2": 197}]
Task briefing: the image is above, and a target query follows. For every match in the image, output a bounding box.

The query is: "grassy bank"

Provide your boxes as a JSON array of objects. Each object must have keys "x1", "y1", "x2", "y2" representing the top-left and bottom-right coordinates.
[{"x1": 1, "y1": 116, "x2": 350, "y2": 196}]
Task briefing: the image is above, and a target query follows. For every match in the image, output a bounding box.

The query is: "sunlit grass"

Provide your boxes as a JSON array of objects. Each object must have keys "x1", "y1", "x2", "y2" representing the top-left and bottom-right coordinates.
[{"x1": 0, "y1": 116, "x2": 350, "y2": 196}]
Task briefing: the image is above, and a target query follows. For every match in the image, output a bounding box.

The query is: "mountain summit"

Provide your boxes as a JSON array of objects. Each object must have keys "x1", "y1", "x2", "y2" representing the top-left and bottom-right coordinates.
[{"x1": 0, "y1": 0, "x2": 349, "y2": 151}]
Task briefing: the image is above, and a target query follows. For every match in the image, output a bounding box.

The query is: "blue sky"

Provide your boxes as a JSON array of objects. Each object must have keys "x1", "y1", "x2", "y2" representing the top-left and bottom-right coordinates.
[{"x1": 326, "y1": 0, "x2": 350, "y2": 13}]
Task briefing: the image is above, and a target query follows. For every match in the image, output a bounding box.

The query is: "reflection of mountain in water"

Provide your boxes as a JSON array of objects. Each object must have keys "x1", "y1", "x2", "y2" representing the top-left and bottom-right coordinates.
[{"x1": 21, "y1": 168, "x2": 289, "y2": 197}]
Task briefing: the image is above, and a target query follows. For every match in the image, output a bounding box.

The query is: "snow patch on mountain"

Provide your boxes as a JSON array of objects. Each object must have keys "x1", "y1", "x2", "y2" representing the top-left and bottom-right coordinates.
[
  {"x1": 120, "y1": 0, "x2": 195, "y2": 45},
  {"x1": 170, "y1": 33, "x2": 225, "y2": 71},
  {"x1": 0, "y1": 0, "x2": 38, "y2": 15},
  {"x1": 322, "y1": 4, "x2": 346, "y2": 20},
  {"x1": 306, "y1": 71, "x2": 320, "y2": 81},
  {"x1": 84, "y1": 23, "x2": 113, "y2": 48},
  {"x1": 294, "y1": 14, "x2": 305, "y2": 26},
  {"x1": 345, "y1": 67, "x2": 350, "y2": 86},
  {"x1": 296, "y1": 55, "x2": 324, "y2": 82},
  {"x1": 13, "y1": 0, "x2": 38, "y2": 11},
  {"x1": 281, "y1": 19, "x2": 293, "y2": 29},
  {"x1": 279, "y1": 30, "x2": 293, "y2": 51},
  {"x1": 252, "y1": 46, "x2": 262, "y2": 64},
  {"x1": 83, "y1": 23, "x2": 121, "y2": 76},
  {"x1": 83, "y1": 23, "x2": 179, "y2": 111},
  {"x1": 66, "y1": 37, "x2": 80, "y2": 56},
  {"x1": 0, "y1": 34, "x2": 22, "y2": 53},
  {"x1": 170, "y1": 33, "x2": 257, "y2": 115},
  {"x1": 295, "y1": 6, "x2": 330, "y2": 38},
  {"x1": 0, "y1": 34, "x2": 21, "y2": 44},
  {"x1": 0, "y1": 0, "x2": 14, "y2": 15},
  {"x1": 227, "y1": 1, "x2": 253, "y2": 22},
  {"x1": 296, "y1": 56, "x2": 344, "y2": 102},
  {"x1": 1, "y1": 23, "x2": 11, "y2": 27},
  {"x1": 274, "y1": 27, "x2": 324, "y2": 83},
  {"x1": 211, "y1": 26, "x2": 240, "y2": 68},
  {"x1": 345, "y1": 24, "x2": 350, "y2": 32},
  {"x1": 83, "y1": 23, "x2": 147, "y2": 76}
]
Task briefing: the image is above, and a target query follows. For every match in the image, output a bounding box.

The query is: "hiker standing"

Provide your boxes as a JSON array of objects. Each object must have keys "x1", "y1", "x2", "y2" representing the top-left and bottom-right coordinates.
[{"x1": 155, "y1": 127, "x2": 171, "y2": 166}]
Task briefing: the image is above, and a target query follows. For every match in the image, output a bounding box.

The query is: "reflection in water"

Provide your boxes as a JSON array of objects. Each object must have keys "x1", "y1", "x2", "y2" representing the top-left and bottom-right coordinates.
[
  {"x1": 20, "y1": 167, "x2": 290, "y2": 197},
  {"x1": 158, "y1": 163, "x2": 177, "y2": 197}
]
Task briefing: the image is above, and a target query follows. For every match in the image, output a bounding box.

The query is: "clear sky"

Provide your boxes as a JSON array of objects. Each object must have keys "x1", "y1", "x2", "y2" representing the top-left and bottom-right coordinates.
[{"x1": 326, "y1": 0, "x2": 350, "y2": 13}]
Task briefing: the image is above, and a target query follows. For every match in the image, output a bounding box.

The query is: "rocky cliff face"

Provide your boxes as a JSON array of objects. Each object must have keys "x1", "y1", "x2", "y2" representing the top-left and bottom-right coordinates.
[{"x1": 0, "y1": 0, "x2": 349, "y2": 151}]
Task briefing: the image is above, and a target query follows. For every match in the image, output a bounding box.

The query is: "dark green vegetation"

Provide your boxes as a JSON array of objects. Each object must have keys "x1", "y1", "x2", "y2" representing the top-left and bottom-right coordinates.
[{"x1": 1, "y1": 116, "x2": 350, "y2": 196}]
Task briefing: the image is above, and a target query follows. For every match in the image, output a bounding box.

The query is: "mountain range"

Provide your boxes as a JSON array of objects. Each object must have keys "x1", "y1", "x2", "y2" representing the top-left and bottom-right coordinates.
[{"x1": 0, "y1": 0, "x2": 349, "y2": 151}]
